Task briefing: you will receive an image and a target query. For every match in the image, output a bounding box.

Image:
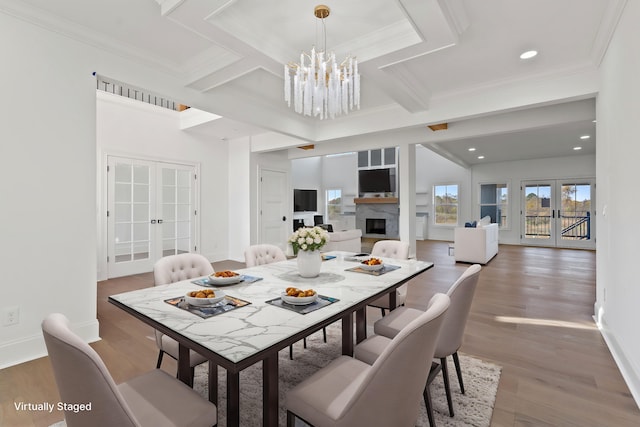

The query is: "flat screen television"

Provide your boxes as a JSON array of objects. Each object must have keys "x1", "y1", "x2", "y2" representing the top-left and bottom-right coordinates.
[
  {"x1": 359, "y1": 169, "x2": 391, "y2": 193},
  {"x1": 293, "y1": 189, "x2": 317, "y2": 212}
]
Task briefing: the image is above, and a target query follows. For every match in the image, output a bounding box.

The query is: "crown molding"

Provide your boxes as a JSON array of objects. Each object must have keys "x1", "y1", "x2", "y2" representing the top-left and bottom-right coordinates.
[
  {"x1": 590, "y1": 0, "x2": 629, "y2": 67},
  {"x1": 0, "y1": 0, "x2": 185, "y2": 77}
]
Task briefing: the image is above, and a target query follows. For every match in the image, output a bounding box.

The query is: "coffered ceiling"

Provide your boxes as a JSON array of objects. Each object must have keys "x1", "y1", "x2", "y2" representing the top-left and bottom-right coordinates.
[{"x1": 7, "y1": 0, "x2": 625, "y2": 165}]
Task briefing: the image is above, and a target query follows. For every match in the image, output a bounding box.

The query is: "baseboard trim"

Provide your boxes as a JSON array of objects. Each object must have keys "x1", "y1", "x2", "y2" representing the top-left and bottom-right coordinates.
[
  {"x1": 596, "y1": 314, "x2": 640, "y2": 410},
  {"x1": 0, "y1": 319, "x2": 100, "y2": 369}
]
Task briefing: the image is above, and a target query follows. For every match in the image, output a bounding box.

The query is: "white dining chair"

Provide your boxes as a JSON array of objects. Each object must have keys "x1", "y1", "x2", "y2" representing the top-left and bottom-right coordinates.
[
  {"x1": 42, "y1": 313, "x2": 217, "y2": 427},
  {"x1": 243, "y1": 244, "x2": 287, "y2": 267},
  {"x1": 368, "y1": 264, "x2": 482, "y2": 417},
  {"x1": 367, "y1": 240, "x2": 411, "y2": 315},
  {"x1": 285, "y1": 293, "x2": 450, "y2": 427},
  {"x1": 153, "y1": 253, "x2": 214, "y2": 377}
]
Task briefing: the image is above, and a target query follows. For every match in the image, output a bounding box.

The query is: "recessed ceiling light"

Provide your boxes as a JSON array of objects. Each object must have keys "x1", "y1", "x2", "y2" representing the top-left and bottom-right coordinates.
[
  {"x1": 580, "y1": 135, "x2": 590, "y2": 140},
  {"x1": 468, "y1": 147, "x2": 476, "y2": 152},
  {"x1": 573, "y1": 146, "x2": 582, "y2": 151},
  {"x1": 520, "y1": 50, "x2": 538, "y2": 59},
  {"x1": 477, "y1": 155, "x2": 485, "y2": 159}
]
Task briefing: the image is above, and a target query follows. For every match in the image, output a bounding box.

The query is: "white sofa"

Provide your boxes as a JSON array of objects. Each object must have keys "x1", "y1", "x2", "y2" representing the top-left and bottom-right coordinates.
[
  {"x1": 324, "y1": 229, "x2": 362, "y2": 253},
  {"x1": 453, "y1": 217, "x2": 499, "y2": 264}
]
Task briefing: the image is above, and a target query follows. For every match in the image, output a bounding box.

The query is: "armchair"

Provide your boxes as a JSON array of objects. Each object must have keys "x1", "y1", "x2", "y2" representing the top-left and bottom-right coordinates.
[{"x1": 453, "y1": 217, "x2": 498, "y2": 264}]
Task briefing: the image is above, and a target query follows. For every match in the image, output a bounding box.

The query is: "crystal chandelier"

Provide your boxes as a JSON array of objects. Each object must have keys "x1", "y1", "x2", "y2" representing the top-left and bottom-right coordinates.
[{"x1": 284, "y1": 5, "x2": 360, "y2": 120}]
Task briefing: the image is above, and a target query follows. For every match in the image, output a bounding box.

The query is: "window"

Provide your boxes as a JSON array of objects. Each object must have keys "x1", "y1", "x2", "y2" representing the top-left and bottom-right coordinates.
[
  {"x1": 434, "y1": 184, "x2": 458, "y2": 225},
  {"x1": 480, "y1": 183, "x2": 509, "y2": 228},
  {"x1": 326, "y1": 189, "x2": 342, "y2": 221}
]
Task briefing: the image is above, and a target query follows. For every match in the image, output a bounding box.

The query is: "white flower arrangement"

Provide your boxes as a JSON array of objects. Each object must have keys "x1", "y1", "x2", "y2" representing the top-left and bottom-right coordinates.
[{"x1": 289, "y1": 226, "x2": 330, "y2": 253}]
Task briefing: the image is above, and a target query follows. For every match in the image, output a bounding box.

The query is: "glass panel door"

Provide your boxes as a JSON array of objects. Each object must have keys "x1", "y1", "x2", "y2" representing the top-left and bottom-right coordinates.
[
  {"x1": 522, "y1": 182, "x2": 553, "y2": 244},
  {"x1": 107, "y1": 157, "x2": 197, "y2": 278},
  {"x1": 159, "y1": 163, "x2": 195, "y2": 257},
  {"x1": 108, "y1": 157, "x2": 156, "y2": 277},
  {"x1": 521, "y1": 179, "x2": 595, "y2": 249},
  {"x1": 558, "y1": 180, "x2": 594, "y2": 248}
]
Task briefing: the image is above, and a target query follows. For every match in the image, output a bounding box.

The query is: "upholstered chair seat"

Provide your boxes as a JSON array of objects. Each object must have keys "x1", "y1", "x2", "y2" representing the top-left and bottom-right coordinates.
[
  {"x1": 370, "y1": 264, "x2": 482, "y2": 417},
  {"x1": 285, "y1": 293, "x2": 450, "y2": 427},
  {"x1": 42, "y1": 313, "x2": 217, "y2": 427}
]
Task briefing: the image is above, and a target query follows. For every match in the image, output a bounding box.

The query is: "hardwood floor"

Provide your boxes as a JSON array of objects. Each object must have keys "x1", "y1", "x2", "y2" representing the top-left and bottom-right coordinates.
[{"x1": 2, "y1": 242, "x2": 639, "y2": 426}]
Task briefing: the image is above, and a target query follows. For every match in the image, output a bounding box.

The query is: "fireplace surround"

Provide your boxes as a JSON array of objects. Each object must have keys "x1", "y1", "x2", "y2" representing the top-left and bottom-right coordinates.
[{"x1": 355, "y1": 198, "x2": 399, "y2": 238}]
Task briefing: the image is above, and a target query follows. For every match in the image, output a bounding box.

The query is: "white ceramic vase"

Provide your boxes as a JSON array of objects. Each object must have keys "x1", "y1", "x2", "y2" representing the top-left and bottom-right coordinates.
[{"x1": 297, "y1": 249, "x2": 322, "y2": 278}]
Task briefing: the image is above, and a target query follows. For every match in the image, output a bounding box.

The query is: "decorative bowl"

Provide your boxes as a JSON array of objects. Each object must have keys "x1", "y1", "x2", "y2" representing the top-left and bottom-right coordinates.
[{"x1": 185, "y1": 289, "x2": 226, "y2": 306}]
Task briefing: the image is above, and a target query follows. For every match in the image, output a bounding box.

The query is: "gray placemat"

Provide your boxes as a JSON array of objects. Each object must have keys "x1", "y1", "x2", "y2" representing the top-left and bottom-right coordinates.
[
  {"x1": 265, "y1": 295, "x2": 339, "y2": 314},
  {"x1": 165, "y1": 295, "x2": 251, "y2": 319}
]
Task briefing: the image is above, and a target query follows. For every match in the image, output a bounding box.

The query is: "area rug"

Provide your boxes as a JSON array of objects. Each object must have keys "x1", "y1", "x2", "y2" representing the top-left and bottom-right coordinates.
[{"x1": 193, "y1": 324, "x2": 501, "y2": 427}]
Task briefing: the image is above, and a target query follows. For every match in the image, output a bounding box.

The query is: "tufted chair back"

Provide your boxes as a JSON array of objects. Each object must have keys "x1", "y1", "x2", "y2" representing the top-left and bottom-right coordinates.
[
  {"x1": 371, "y1": 240, "x2": 410, "y2": 259},
  {"x1": 368, "y1": 240, "x2": 411, "y2": 312},
  {"x1": 153, "y1": 253, "x2": 214, "y2": 286},
  {"x1": 152, "y1": 253, "x2": 212, "y2": 372},
  {"x1": 244, "y1": 244, "x2": 287, "y2": 267}
]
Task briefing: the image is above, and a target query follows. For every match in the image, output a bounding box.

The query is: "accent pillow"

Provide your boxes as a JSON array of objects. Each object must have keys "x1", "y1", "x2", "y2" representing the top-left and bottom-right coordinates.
[
  {"x1": 464, "y1": 221, "x2": 477, "y2": 228},
  {"x1": 478, "y1": 216, "x2": 491, "y2": 226}
]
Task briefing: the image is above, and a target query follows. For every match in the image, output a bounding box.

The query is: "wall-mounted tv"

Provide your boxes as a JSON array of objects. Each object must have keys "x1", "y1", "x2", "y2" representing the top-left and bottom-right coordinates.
[
  {"x1": 359, "y1": 168, "x2": 391, "y2": 193},
  {"x1": 293, "y1": 189, "x2": 318, "y2": 212}
]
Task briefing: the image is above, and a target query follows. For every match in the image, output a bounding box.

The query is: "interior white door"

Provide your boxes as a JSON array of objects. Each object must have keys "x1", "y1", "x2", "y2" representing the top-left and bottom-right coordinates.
[
  {"x1": 107, "y1": 157, "x2": 157, "y2": 277},
  {"x1": 260, "y1": 168, "x2": 289, "y2": 249},
  {"x1": 521, "y1": 179, "x2": 595, "y2": 249},
  {"x1": 107, "y1": 156, "x2": 197, "y2": 278},
  {"x1": 158, "y1": 162, "x2": 197, "y2": 258}
]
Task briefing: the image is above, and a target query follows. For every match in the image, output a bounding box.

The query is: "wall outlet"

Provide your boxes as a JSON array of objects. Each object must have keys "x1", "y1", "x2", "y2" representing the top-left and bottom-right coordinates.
[{"x1": 2, "y1": 306, "x2": 20, "y2": 326}]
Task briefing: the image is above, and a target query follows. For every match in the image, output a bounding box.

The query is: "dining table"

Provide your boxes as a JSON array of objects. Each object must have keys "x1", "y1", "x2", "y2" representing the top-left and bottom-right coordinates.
[{"x1": 108, "y1": 251, "x2": 434, "y2": 427}]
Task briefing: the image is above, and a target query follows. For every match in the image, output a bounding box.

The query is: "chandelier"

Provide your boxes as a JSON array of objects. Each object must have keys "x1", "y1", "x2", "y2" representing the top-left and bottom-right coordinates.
[{"x1": 284, "y1": 5, "x2": 360, "y2": 120}]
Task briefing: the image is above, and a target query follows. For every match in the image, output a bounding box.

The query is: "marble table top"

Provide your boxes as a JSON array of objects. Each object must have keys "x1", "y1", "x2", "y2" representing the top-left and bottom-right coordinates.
[{"x1": 109, "y1": 252, "x2": 433, "y2": 365}]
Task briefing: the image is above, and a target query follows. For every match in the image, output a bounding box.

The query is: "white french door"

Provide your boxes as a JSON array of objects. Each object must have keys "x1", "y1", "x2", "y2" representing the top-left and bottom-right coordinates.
[
  {"x1": 107, "y1": 156, "x2": 197, "y2": 278},
  {"x1": 521, "y1": 179, "x2": 595, "y2": 249}
]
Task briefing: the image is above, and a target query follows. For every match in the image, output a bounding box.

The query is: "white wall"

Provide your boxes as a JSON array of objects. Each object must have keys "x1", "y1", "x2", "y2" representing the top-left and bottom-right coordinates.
[
  {"x1": 415, "y1": 145, "x2": 471, "y2": 241},
  {"x1": 596, "y1": 0, "x2": 640, "y2": 404},
  {"x1": 97, "y1": 92, "x2": 230, "y2": 278},
  {"x1": 0, "y1": 12, "x2": 99, "y2": 367},
  {"x1": 321, "y1": 154, "x2": 358, "y2": 196},
  {"x1": 0, "y1": 8, "x2": 233, "y2": 368},
  {"x1": 228, "y1": 137, "x2": 252, "y2": 261},
  {"x1": 472, "y1": 154, "x2": 595, "y2": 244}
]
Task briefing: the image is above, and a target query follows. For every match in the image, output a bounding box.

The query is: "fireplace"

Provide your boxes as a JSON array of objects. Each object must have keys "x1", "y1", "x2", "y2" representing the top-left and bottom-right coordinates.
[
  {"x1": 366, "y1": 218, "x2": 386, "y2": 235},
  {"x1": 355, "y1": 198, "x2": 399, "y2": 238}
]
